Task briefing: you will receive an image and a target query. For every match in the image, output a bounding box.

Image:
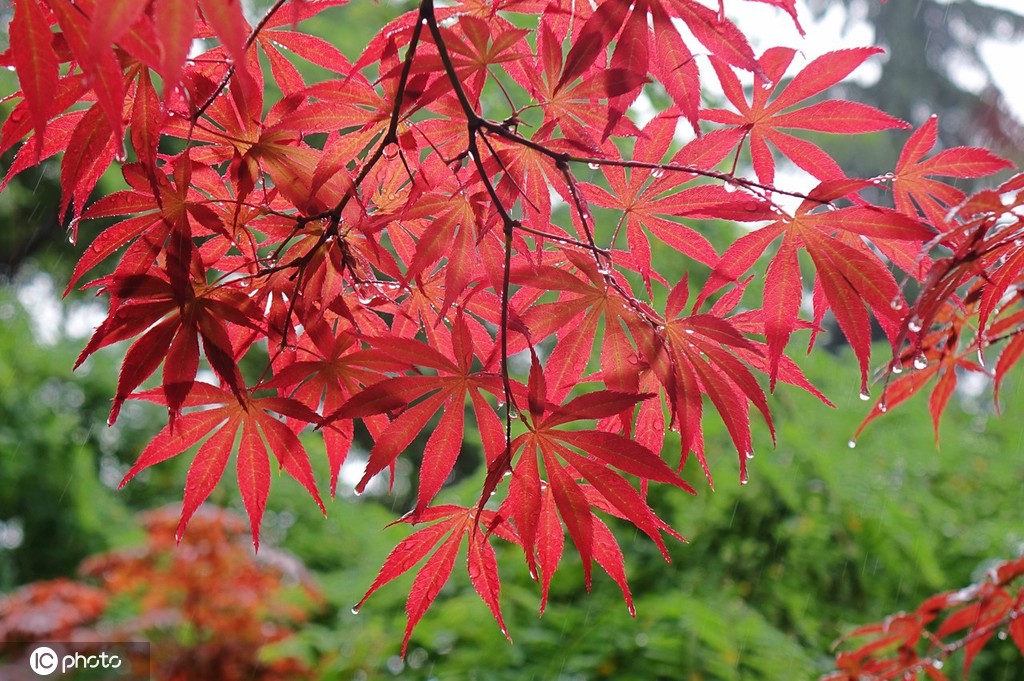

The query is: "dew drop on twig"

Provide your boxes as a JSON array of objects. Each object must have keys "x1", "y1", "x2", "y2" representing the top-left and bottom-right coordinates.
[{"x1": 859, "y1": 389, "x2": 871, "y2": 401}]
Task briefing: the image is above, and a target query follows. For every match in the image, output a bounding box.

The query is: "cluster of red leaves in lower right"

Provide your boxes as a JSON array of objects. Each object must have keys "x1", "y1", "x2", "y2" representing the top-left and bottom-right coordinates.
[
  {"x1": 826, "y1": 556, "x2": 1024, "y2": 681},
  {"x1": 824, "y1": 120, "x2": 1024, "y2": 679},
  {"x1": 0, "y1": 506, "x2": 323, "y2": 681}
]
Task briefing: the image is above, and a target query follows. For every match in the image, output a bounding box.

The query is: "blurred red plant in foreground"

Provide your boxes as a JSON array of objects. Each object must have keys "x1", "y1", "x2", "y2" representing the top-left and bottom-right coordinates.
[{"x1": 0, "y1": 505, "x2": 323, "y2": 681}]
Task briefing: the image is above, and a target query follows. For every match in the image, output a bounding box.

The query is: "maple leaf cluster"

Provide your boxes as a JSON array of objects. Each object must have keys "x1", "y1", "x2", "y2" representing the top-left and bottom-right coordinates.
[
  {"x1": 3, "y1": 0, "x2": 1023, "y2": 657},
  {"x1": 825, "y1": 556, "x2": 1024, "y2": 681}
]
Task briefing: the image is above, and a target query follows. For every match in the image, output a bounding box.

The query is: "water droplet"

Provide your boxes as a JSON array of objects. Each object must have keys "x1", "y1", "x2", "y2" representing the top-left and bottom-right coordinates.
[
  {"x1": 739, "y1": 474, "x2": 749, "y2": 486},
  {"x1": 529, "y1": 567, "x2": 538, "y2": 580},
  {"x1": 507, "y1": 407, "x2": 519, "y2": 418},
  {"x1": 723, "y1": 182, "x2": 737, "y2": 193},
  {"x1": 908, "y1": 316, "x2": 923, "y2": 333},
  {"x1": 745, "y1": 450, "x2": 754, "y2": 460},
  {"x1": 847, "y1": 439, "x2": 857, "y2": 449},
  {"x1": 587, "y1": 162, "x2": 600, "y2": 170},
  {"x1": 106, "y1": 417, "x2": 113, "y2": 427},
  {"x1": 977, "y1": 349, "x2": 986, "y2": 368},
  {"x1": 998, "y1": 630, "x2": 1008, "y2": 640},
  {"x1": 684, "y1": 328, "x2": 695, "y2": 335},
  {"x1": 891, "y1": 363, "x2": 903, "y2": 374},
  {"x1": 890, "y1": 296, "x2": 903, "y2": 311},
  {"x1": 859, "y1": 390, "x2": 871, "y2": 401},
  {"x1": 655, "y1": 325, "x2": 665, "y2": 332},
  {"x1": 651, "y1": 168, "x2": 665, "y2": 178},
  {"x1": 67, "y1": 232, "x2": 77, "y2": 245},
  {"x1": 5, "y1": 65, "x2": 15, "y2": 72},
  {"x1": 931, "y1": 660, "x2": 944, "y2": 670},
  {"x1": 878, "y1": 401, "x2": 888, "y2": 413},
  {"x1": 356, "y1": 285, "x2": 375, "y2": 304},
  {"x1": 913, "y1": 355, "x2": 928, "y2": 370},
  {"x1": 353, "y1": 488, "x2": 363, "y2": 497},
  {"x1": 382, "y1": 142, "x2": 399, "y2": 159},
  {"x1": 351, "y1": 606, "x2": 361, "y2": 615}
]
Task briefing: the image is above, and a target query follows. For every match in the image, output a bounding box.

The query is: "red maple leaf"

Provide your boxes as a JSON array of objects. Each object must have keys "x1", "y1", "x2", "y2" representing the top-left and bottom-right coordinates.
[{"x1": 702, "y1": 47, "x2": 909, "y2": 184}]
